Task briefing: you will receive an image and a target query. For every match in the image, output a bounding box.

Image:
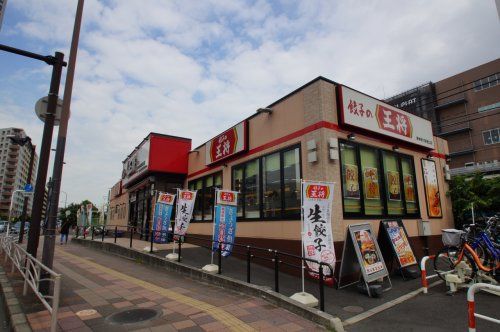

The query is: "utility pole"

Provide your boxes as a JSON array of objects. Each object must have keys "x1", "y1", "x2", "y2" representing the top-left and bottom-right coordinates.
[
  {"x1": 24, "y1": 52, "x2": 65, "y2": 259},
  {"x1": 40, "y1": 0, "x2": 84, "y2": 294}
]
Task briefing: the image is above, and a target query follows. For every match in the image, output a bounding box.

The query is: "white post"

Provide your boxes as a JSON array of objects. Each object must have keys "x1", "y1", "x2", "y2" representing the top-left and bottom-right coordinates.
[
  {"x1": 471, "y1": 203, "x2": 475, "y2": 225},
  {"x1": 172, "y1": 188, "x2": 179, "y2": 255}
]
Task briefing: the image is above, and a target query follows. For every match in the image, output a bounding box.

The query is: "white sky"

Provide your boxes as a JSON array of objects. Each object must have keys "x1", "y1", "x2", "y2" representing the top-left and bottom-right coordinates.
[{"x1": 0, "y1": 0, "x2": 499, "y2": 207}]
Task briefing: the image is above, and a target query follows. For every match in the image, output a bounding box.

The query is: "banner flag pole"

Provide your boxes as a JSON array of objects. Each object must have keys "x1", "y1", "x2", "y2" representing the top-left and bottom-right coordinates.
[
  {"x1": 210, "y1": 188, "x2": 218, "y2": 265},
  {"x1": 300, "y1": 179, "x2": 305, "y2": 293}
]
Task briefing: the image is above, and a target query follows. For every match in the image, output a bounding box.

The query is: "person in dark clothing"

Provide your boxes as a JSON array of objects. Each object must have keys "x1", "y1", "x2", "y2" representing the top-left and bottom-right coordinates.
[{"x1": 60, "y1": 221, "x2": 71, "y2": 244}]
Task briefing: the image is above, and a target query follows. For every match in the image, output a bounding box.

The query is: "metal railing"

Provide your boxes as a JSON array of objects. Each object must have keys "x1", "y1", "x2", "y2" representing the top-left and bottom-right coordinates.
[
  {"x1": 467, "y1": 283, "x2": 500, "y2": 332},
  {"x1": 0, "y1": 234, "x2": 61, "y2": 332},
  {"x1": 76, "y1": 224, "x2": 335, "y2": 312}
]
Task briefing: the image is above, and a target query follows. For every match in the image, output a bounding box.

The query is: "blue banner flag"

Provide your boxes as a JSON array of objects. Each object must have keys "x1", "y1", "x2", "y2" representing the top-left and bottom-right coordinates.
[
  {"x1": 152, "y1": 202, "x2": 173, "y2": 243},
  {"x1": 212, "y1": 204, "x2": 237, "y2": 257}
]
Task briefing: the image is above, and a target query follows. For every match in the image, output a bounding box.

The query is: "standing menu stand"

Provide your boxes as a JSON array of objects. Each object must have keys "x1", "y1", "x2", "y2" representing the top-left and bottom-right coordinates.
[
  {"x1": 378, "y1": 219, "x2": 419, "y2": 279},
  {"x1": 338, "y1": 223, "x2": 391, "y2": 297}
]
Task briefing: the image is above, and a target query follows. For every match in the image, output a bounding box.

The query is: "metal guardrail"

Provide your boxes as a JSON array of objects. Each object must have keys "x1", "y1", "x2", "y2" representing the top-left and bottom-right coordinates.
[
  {"x1": 76, "y1": 224, "x2": 335, "y2": 312},
  {"x1": 0, "y1": 234, "x2": 61, "y2": 332},
  {"x1": 467, "y1": 283, "x2": 500, "y2": 332}
]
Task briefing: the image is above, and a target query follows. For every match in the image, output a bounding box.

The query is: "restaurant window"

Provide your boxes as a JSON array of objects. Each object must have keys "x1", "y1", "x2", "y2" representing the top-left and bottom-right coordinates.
[
  {"x1": 188, "y1": 172, "x2": 222, "y2": 222},
  {"x1": 382, "y1": 151, "x2": 404, "y2": 216},
  {"x1": 231, "y1": 145, "x2": 301, "y2": 220},
  {"x1": 340, "y1": 140, "x2": 419, "y2": 218},
  {"x1": 340, "y1": 142, "x2": 362, "y2": 214},
  {"x1": 360, "y1": 146, "x2": 383, "y2": 216}
]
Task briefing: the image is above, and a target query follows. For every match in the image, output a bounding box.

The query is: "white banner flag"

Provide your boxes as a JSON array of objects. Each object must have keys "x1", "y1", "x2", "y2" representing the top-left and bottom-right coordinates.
[
  {"x1": 173, "y1": 190, "x2": 197, "y2": 240},
  {"x1": 302, "y1": 181, "x2": 336, "y2": 277}
]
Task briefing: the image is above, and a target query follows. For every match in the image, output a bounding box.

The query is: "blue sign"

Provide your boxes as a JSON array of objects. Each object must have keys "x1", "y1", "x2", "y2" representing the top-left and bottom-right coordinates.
[
  {"x1": 24, "y1": 184, "x2": 33, "y2": 192},
  {"x1": 152, "y1": 202, "x2": 173, "y2": 243},
  {"x1": 212, "y1": 204, "x2": 237, "y2": 257}
]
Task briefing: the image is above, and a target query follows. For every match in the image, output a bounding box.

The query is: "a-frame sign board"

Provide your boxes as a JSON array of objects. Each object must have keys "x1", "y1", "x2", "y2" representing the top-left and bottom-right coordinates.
[
  {"x1": 338, "y1": 223, "x2": 391, "y2": 297},
  {"x1": 377, "y1": 219, "x2": 419, "y2": 279}
]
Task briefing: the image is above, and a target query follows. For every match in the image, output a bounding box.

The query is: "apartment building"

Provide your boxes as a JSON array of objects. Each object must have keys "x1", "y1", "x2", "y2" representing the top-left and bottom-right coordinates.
[
  {"x1": 386, "y1": 58, "x2": 500, "y2": 177},
  {"x1": 0, "y1": 128, "x2": 38, "y2": 219}
]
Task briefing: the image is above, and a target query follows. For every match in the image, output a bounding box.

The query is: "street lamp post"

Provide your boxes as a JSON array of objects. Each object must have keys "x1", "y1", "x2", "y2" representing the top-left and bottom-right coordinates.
[
  {"x1": 60, "y1": 190, "x2": 68, "y2": 208},
  {"x1": 7, "y1": 134, "x2": 36, "y2": 243},
  {"x1": 7, "y1": 190, "x2": 28, "y2": 237}
]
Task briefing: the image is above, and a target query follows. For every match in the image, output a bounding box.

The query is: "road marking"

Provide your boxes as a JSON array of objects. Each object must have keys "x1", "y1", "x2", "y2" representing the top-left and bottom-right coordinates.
[
  {"x1": 57, "y1": 248, "x2": 255, "y2": 332},
  {"x1": 342, "y1": 280, "x2": 443, "y2": 326}
]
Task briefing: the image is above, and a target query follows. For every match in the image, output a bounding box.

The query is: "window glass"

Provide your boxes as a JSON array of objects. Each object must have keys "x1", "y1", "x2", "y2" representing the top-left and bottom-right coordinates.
[
  {"x1": 382, "y1": 151, "x2": 404, "y2": 216},
  {"x1": 232, "y1": 167, "x2": 244, "y2": 217},
  {"x1": 283, "y1": 148, "x2": 300, "y2": 217},
  {"x1": 203, "y1": 176, "x2": 214, "y2": 220},
  {"x1": 244, "y1": 159, "x2": 260, "y2": 218},
  {"x1": 263, "y1": 152, "x2": 282, "y2": 218},
  {"x1": 401, "y1": 157, "x2": 418, "y2": 214},
  {"x1": 483, "y1": 131, "x2": 493, "y2": 145},
  {"x1": 340, "y1": 142, "x2": 361, "y2": 213},
  {"x1": 360, "y1": 146, "x2": 383, "y2": 215},
  {"x1": 492, "y1": 129, "x2": 499, "y2": 144},
  {"x1": 193, "y1": 179, "x2": 203, "y2": 220}
]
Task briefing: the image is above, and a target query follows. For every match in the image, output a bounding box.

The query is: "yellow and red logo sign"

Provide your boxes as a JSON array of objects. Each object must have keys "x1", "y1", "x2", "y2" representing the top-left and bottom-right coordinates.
[
  {"x1": 158, "y1": 193, "x2": 175, "y2": 205},
  {"x1": 305, "y1": 185, "x2": 330, "y2": 199},
  {"x1": 181, "y1": 191, "x2": 194, "y2": 200}
]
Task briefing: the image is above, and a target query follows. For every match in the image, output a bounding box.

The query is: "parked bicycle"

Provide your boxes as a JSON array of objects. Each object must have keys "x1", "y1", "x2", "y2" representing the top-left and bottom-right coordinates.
[{"x1": 434, "y1": 216, "x2": 499, "y2": 283}]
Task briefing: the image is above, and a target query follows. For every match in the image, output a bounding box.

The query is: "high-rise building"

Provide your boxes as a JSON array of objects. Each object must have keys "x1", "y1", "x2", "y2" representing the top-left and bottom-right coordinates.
[
  {"x1": 385, "y1": 58, "x2": 500, "y2": 177},
  {"x1": 0, "y1": 127, "x2": 38, "y2": 219}
]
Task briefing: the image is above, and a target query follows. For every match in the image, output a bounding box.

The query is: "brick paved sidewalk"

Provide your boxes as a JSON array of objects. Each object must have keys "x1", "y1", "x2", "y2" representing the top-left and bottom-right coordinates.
[{"x1": 4, "y1": 241, "x2": 325, "y2": 332}]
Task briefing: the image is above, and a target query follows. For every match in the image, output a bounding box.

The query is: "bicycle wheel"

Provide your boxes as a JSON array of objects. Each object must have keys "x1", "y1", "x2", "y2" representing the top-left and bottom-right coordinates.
[
  {"x1": 434, "y1": 246, "x2": 459, "y2": 281},
  {"x1": 456, "y1": 250, "x2": 477, "y2": 283}
]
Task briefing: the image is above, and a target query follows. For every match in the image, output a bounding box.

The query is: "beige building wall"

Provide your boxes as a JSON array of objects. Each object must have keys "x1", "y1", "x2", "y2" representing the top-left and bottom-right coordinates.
[
  {"x1": 185, "y1": 78, "x2": 453, "y2": 245},
  {"x1": 109, "y1": 180, "x2": 129, "y2": 227}
]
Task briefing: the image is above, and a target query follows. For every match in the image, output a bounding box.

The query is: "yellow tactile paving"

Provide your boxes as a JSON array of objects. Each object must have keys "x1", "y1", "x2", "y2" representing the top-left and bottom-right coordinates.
[{"x1": 57, "y1": 248, "x2": 256, "y2": 332}]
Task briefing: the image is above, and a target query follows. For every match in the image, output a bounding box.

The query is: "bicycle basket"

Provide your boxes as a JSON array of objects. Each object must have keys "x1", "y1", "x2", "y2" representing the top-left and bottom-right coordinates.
[{"x1": 441, "y1": 229, "x2": 464, "y2": 247}]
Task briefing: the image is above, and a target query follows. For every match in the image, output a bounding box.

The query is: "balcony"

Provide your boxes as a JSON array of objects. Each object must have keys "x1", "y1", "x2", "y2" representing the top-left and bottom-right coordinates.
[
  {"x1": 437, "y1": 126, "x2": 472, "y2": 137},
  {"x1": 450, "y1": 161, "x2": 500, "y2": 176},
  {"x1": 434, "y1": 97, "x2": 467, "y2": 111},
  {"x1": 449, "y1": 149, "x2": 475, "y2": 157}
]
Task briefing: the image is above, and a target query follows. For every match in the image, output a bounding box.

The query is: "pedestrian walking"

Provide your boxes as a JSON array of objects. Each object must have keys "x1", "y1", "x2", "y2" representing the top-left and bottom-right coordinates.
[{"x1": 60, "y1": 220, "x2": 71, "y2": 245}]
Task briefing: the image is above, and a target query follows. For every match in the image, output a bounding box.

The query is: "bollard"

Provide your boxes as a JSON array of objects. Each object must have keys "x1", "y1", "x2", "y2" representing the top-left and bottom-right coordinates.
[
  {"x1": 150, "y1": 230, "x2": 154, "y2": 253},
  {"x1": 218, "y1": 242, "x2": 222, "y2": 274},
  {"x1": 83, "y1": 227, "x2": 86, "y2": 239},
  {"x1": 274, "y1": 250, "x2": 279, "y2": 293},
  {"x1": 102, "y1": 227, "x2": 105, "y2": 242},
  {"x1": 91, "y1": 226, "x2": 94, "y2": 240},
  {"x1": 76, "y1": 227, "x2": 79, "y2": 238},
  {"x1": 114, "y1": 226, "x2": 117, "y2": 244},
  {"x1": 177, "y1": 238, "x2": 182, "y2": 262},
  {"x1": 129, "y1": 228, "x2": 133, "y2": 248},
  {"x1": 246, "y1": 246, "x2": 251, "y2": 284},
  {"x1": 319, "y1": 264, "x2": 325, "y2": 311}
]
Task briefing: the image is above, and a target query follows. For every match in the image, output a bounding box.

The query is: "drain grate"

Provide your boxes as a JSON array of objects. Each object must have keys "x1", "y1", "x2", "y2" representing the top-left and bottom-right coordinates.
[
  {"x1": 105, "y1": 308, "x2": 161, "y2": 326},
  {"x1": 342, "y1": 306, "x2": 364, "y2": 313}
]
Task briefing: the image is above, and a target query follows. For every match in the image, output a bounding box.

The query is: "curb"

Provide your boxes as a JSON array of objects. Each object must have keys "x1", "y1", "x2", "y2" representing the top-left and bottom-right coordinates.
[
  {"x1": 73, "y1": 238, "x2": 344, "y2": 332},
  {"x1": 0, "y1": 265, "x2": 32, "y2": 332}
]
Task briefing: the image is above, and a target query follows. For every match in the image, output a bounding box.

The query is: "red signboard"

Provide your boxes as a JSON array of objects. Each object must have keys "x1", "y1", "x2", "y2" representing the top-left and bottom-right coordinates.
[
  {"x1": 216, "y1": 190, "x2": 238, "y2": 206},
  {"x1": 375, "y1": 105, "x2": 413, "y2": 138},
  {"x1": 205, "y1": 121, "x2": 247, "y2": 165},
  {"x1": 181, "y1": 191, "x2": 194, "y2": 200}
]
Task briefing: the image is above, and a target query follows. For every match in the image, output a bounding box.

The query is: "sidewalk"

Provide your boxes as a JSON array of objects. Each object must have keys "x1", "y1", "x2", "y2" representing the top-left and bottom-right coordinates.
[
  {"x1": 1, "y1": 240, "x2": 326, "y2": 331},
  {"x1": 95, "y1": 234, "x2": 500, "y2": 331}
]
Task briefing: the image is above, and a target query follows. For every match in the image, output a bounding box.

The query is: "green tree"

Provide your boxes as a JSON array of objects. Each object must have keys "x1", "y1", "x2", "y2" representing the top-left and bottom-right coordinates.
[{"x1": 448, "y1": 173, "x2": 500, "y2": 228}]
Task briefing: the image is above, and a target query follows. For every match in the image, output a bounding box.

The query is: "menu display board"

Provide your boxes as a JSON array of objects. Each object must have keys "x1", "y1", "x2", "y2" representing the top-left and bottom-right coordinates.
[
  {"x1": 421, "y1": 159, "x2": 442, "y2": 218},
  {"x1": 378, "y1": 220, "x2": 417, "y2": 269},
  {"x1": 338, "y1": 223, "x2": 389, "y2": 287}
]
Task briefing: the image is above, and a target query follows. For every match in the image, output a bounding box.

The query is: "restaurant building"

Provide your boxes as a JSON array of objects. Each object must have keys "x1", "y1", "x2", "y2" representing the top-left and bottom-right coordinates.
[
  {"x1": 116, "y1": 77, "x2": 453, "y2": 260},
  {"x1": 185, "y1": 77, "x2": 453, "y2": 256},
  {"x1": 120, "y1": 133, "x2": 191, "y2": 237}
]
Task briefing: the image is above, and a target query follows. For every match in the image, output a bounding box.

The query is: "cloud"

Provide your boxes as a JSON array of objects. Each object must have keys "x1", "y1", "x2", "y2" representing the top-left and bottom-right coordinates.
[{"x1": 1, "y1": 0, "x2": 499, "y2": 206}]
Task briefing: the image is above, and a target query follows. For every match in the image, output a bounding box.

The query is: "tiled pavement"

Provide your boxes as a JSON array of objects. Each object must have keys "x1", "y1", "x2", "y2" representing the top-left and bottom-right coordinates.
[{"x1": 2, "y1": 240, "x2": 325, "y2": 331}]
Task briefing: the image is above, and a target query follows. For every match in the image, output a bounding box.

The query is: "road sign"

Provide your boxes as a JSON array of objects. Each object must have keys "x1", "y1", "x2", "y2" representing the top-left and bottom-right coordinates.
[
  {"x1": 24, "y1": 184, "x2": 33, "y2": 192},
  {"x1": 35, "y1": 96, "x2": 63, "y2": 125}
]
